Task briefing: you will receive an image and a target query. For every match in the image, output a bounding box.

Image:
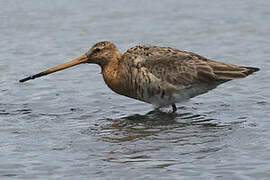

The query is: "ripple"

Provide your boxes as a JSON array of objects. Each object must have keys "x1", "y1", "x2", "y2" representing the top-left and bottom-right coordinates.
[{"x1": 80, "y1": 109, "x2": 243, "y2": 169}]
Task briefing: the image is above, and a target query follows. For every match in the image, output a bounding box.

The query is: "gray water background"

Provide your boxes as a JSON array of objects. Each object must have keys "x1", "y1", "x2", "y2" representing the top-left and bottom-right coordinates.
[{"x1": 0, "y1": 0, "x2": 270, "y2": 179}]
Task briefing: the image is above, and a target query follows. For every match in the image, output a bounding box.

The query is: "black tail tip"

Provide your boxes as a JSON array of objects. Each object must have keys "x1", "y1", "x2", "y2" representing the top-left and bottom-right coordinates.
[{"x1": 241, "y1": 66, "x2": 260, "y2": 75}]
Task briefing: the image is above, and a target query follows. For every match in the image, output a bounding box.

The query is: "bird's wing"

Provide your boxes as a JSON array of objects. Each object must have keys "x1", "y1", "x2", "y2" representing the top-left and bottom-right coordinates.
[
  {"x1": 123, "y1": 45, "x2": 258, "y2": 87},
  {"x1": 123, "y1": 46, "x2": 219, "y2": 88}
]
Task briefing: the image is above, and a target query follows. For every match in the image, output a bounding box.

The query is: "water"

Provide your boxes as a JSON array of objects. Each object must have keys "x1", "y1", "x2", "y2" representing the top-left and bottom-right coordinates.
[{"x1": 1, "y1": 0, "x2": 270, "y2": 179}]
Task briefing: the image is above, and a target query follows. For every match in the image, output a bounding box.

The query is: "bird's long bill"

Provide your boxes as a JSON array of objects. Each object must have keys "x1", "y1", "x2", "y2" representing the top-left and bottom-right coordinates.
[{"x1": 19, "y1": 54, "x2": 88, "y2": 82}]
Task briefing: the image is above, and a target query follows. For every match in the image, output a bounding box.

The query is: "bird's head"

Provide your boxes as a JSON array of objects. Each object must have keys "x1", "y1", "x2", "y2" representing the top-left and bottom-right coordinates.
[
  {"x1": 19, "y1": 41, "x2": 121, "y2": 82},
  {"x1": 86, "y1": 41, "x2": 120, "y2": 67}
]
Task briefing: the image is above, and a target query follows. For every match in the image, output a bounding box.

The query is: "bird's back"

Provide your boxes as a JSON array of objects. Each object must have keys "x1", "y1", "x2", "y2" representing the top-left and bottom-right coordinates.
[{"x1": 124, "y1": 45, "x2": 259, "y2": 82}]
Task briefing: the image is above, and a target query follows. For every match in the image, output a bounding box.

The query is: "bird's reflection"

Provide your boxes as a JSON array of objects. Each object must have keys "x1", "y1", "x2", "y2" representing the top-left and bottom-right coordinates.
[
  {"x1": 84, "y1": 109, "x2": 241, "y2": 143},
  {"x1": 81, "y1": 109, "x2": 245, "y2": 166}
]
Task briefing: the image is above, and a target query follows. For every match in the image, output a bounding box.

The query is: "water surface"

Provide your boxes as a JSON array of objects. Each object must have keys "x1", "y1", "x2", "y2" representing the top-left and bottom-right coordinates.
[{"x1": 1, "y1": 0, "x2": 270, "y2": 179}]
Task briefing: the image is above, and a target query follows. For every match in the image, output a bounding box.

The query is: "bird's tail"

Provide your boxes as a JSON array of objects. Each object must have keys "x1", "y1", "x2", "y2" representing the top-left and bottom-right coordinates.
[{"x1": 207, "y1": 60, "x2": 260, "y2": 80}]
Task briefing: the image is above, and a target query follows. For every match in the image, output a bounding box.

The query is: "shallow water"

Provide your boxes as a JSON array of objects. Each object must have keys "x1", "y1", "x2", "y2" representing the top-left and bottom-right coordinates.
[{"x1": 1, "y1": 0, "x2": 270, "y2": 179}]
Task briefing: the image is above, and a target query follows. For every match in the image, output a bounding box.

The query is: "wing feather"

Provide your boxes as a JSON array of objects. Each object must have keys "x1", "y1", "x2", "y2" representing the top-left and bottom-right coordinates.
[{"x1": 123, "y1": 46, "x2": 218, "y2": 87}]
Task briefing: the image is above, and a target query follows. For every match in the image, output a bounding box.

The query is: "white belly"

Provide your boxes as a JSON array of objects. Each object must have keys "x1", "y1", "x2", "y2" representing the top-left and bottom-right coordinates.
[{"x1": 140, "y1": 83, "x2": 218, "y2": 107}]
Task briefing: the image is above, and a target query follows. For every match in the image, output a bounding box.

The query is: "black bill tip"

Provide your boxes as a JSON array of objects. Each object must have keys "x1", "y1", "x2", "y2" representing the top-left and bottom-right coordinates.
[
  {"x1": 19, "y1": 71, "x2": 48, "y2": 83},
  {"x1": 19, "y1": 76, "x2": 34, "y2": 82}
]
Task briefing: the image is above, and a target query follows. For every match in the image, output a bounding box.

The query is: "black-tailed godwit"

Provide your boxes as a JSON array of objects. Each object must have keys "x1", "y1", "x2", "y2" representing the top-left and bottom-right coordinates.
[{"x1": 20, "y1": 41, "x2": 259, "y2": 112}]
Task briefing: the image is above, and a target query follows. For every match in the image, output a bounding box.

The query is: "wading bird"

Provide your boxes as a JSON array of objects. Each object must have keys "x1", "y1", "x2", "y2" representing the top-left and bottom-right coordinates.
[{"x1": 20, "y1": 41, "x2": 259, "y2": 112}]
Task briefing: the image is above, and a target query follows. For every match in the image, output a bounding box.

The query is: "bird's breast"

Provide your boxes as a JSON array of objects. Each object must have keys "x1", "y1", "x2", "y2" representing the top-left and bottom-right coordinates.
[
  {"x1": 102, "y1": 64, "x2": 134, "y2": 98},
  {"x1": 102, "y1": 63, "x2": 203, "y2": 107}
]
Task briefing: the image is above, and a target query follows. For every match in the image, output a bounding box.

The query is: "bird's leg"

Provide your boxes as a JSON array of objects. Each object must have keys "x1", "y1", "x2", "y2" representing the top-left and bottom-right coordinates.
[{"x1": 171, "y1": 104, "x2": 177, "y2": 113}]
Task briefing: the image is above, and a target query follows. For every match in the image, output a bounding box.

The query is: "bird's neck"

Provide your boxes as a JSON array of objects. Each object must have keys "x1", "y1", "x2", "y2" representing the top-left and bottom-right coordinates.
[
  {"x1": 102, "y1": 53, "x2": 124, "y2": 95},
  {"x1": 102, "y1": 51, "x2": 121, "y2": 76}
]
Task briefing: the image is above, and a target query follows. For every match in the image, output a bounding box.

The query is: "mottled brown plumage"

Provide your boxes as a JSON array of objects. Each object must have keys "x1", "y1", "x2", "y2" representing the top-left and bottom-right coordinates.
[{"x1": 20, "y1": 41, "x2": 259, "y2": 112}]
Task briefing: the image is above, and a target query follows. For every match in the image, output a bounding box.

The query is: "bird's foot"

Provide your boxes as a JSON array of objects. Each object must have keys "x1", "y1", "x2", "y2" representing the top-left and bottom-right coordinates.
[{"x1": 171, "y1": 104, "x2": 177, "y2": 113}]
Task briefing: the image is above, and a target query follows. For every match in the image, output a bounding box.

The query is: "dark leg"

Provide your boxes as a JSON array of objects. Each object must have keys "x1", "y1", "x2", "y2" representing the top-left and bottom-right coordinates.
[{"x1": 171, "y1": 104, "x2": 177, "y2": 113}]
